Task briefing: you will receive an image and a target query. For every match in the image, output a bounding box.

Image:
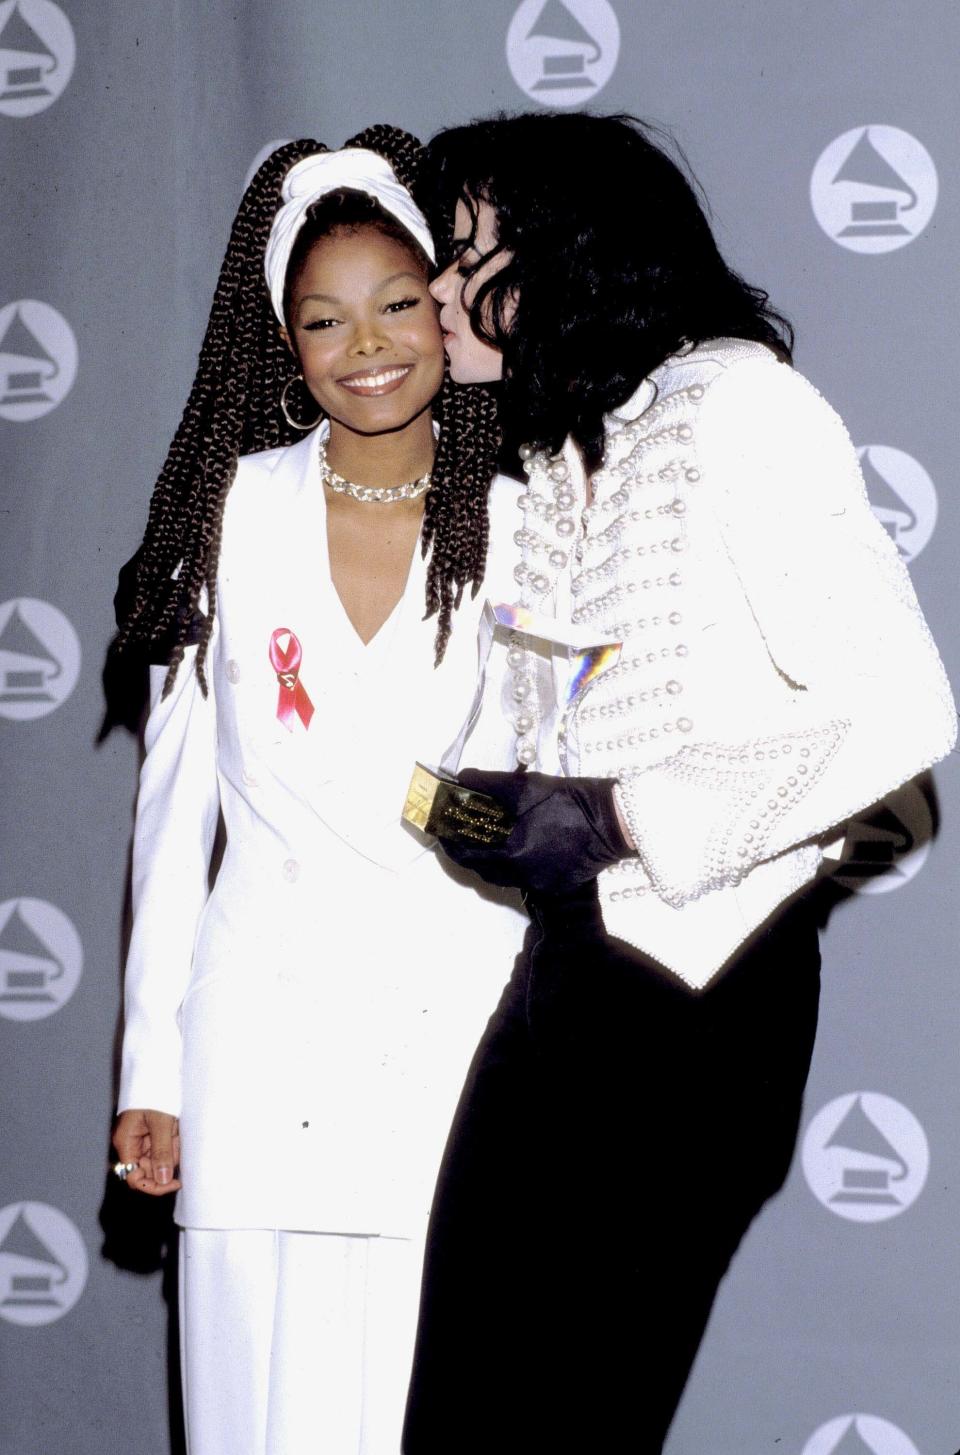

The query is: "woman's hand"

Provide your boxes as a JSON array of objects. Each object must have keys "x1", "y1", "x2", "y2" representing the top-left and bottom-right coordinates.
[
  {"x1": 112, "y1": 1109, "x2": 181, "y2": 1195},
  {"x1": 437, "y1": 769, "x2": 636, "y2": 895}
]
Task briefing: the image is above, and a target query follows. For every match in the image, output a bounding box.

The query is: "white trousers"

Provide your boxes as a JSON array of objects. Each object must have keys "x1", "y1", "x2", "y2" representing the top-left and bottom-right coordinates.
[{"x1": 178, "y1": 1228, "x2": 425, "y2": 1455}]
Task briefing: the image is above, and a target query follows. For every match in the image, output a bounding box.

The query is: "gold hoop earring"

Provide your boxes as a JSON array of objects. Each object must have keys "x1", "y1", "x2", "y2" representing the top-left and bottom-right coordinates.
[{"x1": 280, "y1": 373, "x2": 323, "y2": 431}]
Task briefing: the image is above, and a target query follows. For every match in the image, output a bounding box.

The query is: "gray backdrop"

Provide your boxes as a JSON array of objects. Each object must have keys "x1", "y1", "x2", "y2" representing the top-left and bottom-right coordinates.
[{"x1": 1, "y1": 3, "x2": 957, "y2": 1453}]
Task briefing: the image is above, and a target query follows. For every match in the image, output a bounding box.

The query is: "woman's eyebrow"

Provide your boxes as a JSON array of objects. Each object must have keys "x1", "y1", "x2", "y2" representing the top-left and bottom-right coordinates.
[{"x1": 375, "y1": 270, "x2": 425, "y2": 291}]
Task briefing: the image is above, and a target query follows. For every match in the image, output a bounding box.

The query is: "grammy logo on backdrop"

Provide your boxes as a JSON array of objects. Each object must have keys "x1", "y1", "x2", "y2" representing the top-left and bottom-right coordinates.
[
  {"x1": 506, "y1": 0, "x2": 620, "y2": 109},
  {"x1": 0, "y1": 598, "x2": 81, "y2": 720},
  {"x1": 801, "y1": 1092, "x2": 929, "y2": 1223},
  {"x1": 0, "y1": 300, "x2": 78, "y2": 420},
  {"x1": 827, "y1": 1426, "x2": 879, "y2": 1455},
  {"x1": 522, "y1": 0, "x2": 601, "y2": 94},
  {"x1": 802, "y1": 1413, "x2": 921, "y2": 1455},
  {"x1": 822, "y1": 1096, "x2": 907, "y2": 1208},
  {"x1": 0, "y1": 1202, "x2": 88, "y2": 1326},
  {"x1": 0, "y1": 603, "x2": 62, "y2": 704},
  {"x1": 0, "y1": 902, "x2": 63, "y2": 1003},
  {"x1": 861, "y1": 449, "x2": 916, "y2": 550},
  {"x1": 0, "y1": 1, "x2": 54, "y2": 100},
  {"x1": 810, "y1": 125, "x2": 938, "y2": 254},
  {"x1": 831, "y1": 128, "x2": 917, "y2": 239},
  {"x1": 0, "y1": 305, "x2": 60, "y2": 408},
  {"x1": 858, "y1": 445, "x2": 937, "y2": 564},
  {"x1": 0, "y1": 898, "x2": 83, "y2": 1023},
  {"x1": 0, "y1": 1209, "x2": 68, "y2": 1310},
  {"x1": 0, "y1": 0, "x2": 75, "y2": 116}
]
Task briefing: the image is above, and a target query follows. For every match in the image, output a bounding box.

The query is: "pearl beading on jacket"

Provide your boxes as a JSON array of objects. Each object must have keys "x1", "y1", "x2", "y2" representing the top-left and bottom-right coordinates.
[
  {"x1": 492, "y1": 337, "x2": 957, "y2": 982},
  {"x1": 506, "y1": 441, "x2": 585, "y2": 765},
  {"x1": 506, "y1": 366, "x2": 850, "y2": 909},
  {"x1": 507, "y1": 381, "x2": 707, "y2": 770},
  {"x1": 612, "y1": 723, "x2": 845, "y2": 907}
]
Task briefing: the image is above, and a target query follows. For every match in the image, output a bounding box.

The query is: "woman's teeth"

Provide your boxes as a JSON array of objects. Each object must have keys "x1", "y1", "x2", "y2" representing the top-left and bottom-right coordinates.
[{"x1": 342, "y1": 367, "x2": 410, "y2": 388}]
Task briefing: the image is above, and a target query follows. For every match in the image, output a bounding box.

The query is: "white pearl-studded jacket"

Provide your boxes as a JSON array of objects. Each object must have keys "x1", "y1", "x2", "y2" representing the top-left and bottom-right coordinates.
[{"x1": 469, "y1": 339, "x2": 956, "y2": 988}]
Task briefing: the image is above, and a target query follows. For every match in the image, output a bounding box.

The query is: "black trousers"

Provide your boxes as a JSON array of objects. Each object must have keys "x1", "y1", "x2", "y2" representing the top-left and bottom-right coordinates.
[{"x1": 403, "y1": 883, "x2": 821, "y2": 1454}]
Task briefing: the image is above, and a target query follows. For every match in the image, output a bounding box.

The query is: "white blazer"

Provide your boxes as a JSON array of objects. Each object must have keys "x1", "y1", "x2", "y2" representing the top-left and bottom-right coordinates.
[
  {"x1": 467, "y1": 340, "x2": 956, "y2": 987},
  {"x1": 118, "y1": 428, "x2": 526, "y2": 1234}
]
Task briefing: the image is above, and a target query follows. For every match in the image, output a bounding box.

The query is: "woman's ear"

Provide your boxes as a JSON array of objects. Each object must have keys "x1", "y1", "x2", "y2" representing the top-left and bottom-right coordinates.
[{"x1": 278, "y1": 324, "x2": 295, "y2": 357}]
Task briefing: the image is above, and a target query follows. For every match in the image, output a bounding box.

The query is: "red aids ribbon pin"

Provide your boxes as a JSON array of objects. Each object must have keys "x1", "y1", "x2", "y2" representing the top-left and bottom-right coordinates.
[{"x1": 268, "y1": 628, "x2": 315, "y2": 731}]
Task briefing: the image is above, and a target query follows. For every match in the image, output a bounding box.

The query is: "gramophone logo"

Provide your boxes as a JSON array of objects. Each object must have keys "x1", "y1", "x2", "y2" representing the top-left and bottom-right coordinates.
[
  {"x1": 0, "y1": 0, "x2": 75, "y2": 118},
  {"x1": 831, "y1": 781, "x2": 932, "y2": 897},
  {"x1": 802, "y1": 1092, "x2": 929, "y2": 1223},
  {"x1": 0, "y1": 299, "x2": 78, "y2": 421},
  {"x1": 507, "y1": 0, "x2": 620, "y2": 109},
  {"x1": 0, "y1": 1201, "x2": 88, "y2": 1326},
  {"x1": 0, "y1": 898, "x2": 82, "y2": 1021},
  {"x1": 858, "y1": 446, "x2": 937, "y2": 565},
  {"x1": 244, "y1": 139, "x2": 294, "y2": 193},
  {"x1": 801, "y1": 1413, "x2": 920, "y2": 1455},
  {"x1": 811, "y1": 126, "x2": 938, "y2": 254},
  {"x1": 0, "y1": 597, "x2": 81, "y2": 721}
]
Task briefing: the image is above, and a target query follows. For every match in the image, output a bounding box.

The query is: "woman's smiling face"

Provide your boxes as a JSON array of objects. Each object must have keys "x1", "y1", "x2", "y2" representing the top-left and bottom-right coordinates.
[{"x1": 283, "y1": 224, "x2": 445, "y2": 435}]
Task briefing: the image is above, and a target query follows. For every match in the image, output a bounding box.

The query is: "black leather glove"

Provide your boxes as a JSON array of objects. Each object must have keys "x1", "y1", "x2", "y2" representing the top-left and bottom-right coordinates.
[{"x1": 437, "y1": 768, "x2": 635, "y2": 895}]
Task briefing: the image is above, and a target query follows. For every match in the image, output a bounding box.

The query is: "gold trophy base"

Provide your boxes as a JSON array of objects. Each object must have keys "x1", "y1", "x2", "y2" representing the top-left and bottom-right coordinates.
[{"x1": 402, "y1": 763, "x2": 515, "y2": 846}]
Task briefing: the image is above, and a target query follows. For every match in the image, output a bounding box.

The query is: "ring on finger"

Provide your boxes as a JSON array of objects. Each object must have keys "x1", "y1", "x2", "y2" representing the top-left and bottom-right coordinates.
[{"x1": 112, "y1": 1161, "x2": 139, "y2": 1181}]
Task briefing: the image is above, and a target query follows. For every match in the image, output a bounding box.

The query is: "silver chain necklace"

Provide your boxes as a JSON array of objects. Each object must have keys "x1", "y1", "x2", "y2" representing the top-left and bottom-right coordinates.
[{"x1": 318, "y1": 438, "x2": 432, "y2": 505}]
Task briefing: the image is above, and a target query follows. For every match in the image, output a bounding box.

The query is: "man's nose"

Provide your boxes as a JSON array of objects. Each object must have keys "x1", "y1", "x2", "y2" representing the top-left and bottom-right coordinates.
[{"x1": 429, "y1": 265, "x2": 454, "y2": 304}]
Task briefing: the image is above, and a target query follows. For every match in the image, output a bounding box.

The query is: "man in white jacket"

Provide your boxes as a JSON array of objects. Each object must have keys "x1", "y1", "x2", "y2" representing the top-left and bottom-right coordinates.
[{"x1": 402, "y1": 111, "x2": 956, "y2": 1454}]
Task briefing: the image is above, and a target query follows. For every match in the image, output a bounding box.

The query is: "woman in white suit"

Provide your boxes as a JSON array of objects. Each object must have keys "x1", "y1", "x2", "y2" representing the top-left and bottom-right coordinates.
[{"x1": 110, "y1": 126, "x2": 524, "y2": 1454}]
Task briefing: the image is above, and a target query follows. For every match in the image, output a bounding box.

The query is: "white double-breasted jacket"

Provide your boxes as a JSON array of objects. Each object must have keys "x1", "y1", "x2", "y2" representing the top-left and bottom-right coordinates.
[
  {"x1": 467, "y1": 339, "x2": 956, "y2": 987},
  {"x1": 118, "y1": 427, "x2": 526, "y2": 1234}
]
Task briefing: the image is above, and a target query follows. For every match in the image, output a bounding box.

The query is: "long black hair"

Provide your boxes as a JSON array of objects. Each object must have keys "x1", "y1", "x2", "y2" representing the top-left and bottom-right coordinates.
[
  {"x1": 112, "y1": 124, "x2": 500, "y2": 695},
  {"x1": 422, "y1": 111, "x2": 793, "y2": 471}
]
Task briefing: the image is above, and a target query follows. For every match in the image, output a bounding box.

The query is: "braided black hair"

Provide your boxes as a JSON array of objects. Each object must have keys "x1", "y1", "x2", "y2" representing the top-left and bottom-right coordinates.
[{"x1": 113, "y1": 125, "x2": 501, "y2": 695}]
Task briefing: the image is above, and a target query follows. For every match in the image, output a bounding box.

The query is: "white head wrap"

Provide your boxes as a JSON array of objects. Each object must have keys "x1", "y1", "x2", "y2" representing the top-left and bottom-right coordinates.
[{"x1": 263, "y1": 147, "x2": 436, "y2": 325}]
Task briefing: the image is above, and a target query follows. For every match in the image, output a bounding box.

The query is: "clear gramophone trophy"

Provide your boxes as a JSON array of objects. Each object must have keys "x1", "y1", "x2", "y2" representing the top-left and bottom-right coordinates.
[{"x1": 402, "y1": 601, "x2": 621, "y2": 845}]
